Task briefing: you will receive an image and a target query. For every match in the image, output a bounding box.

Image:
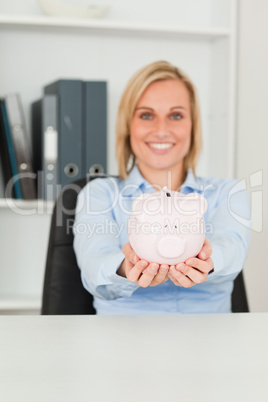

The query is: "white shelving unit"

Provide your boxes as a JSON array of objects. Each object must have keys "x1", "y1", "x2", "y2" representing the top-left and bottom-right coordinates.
[
  {"x1": 0, "y1": 13, "x2": 231, "y2": 38},
  {"x1": 0, "y1": 199, "x2": 53, "y2": 313},
  {"x1": 0, "y1": 0, "x2": 238, "y2": 313}
]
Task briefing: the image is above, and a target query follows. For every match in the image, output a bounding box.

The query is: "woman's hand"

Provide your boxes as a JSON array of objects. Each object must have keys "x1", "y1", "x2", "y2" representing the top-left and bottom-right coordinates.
[
  {"x1": 118, "y1": 242, "x2": 169, "y2": 288},
  {"x1": 168, "y1": 238, "x2": 214, "y2": 287},
  {"x1": 118, "y1": 239, "x2": 213, "y2": 288}
]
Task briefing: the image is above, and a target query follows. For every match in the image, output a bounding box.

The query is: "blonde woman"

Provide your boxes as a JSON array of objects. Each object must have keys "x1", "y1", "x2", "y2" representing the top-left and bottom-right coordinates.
[{"x1": 73, "y1": 61, "x2": 250, "y2": 315}]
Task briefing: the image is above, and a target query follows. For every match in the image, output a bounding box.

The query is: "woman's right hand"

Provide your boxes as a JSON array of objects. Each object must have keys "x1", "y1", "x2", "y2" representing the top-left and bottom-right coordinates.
[{"x1": 117, "y1": 242, "x2": 169, "y2": 287}]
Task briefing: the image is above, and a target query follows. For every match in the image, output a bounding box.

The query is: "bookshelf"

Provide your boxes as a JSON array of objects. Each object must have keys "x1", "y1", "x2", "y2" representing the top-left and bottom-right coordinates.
[
  {"x1": 0, "y1": 0, "x2": 238, "y2": 313},
  {"x1": 0, "y1": 13, "x2": 231, "y2": 38}
]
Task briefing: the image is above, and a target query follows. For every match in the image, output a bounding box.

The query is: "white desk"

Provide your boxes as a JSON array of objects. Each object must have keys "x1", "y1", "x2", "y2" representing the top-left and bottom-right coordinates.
[{"x1": 0, "y1": 314, "x2": 268, "y2": 402}]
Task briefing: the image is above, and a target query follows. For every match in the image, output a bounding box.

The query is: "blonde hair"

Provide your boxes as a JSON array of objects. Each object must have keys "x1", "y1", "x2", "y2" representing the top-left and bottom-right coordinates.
[{"x1": 116, "y1": 60, "x2": 202, "y2": 179}]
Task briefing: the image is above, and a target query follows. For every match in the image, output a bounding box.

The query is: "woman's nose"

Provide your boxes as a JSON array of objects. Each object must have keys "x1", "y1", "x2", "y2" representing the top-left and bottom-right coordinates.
[{"x1": 154, "y1": 117, "x2": 170, "y2": 138}]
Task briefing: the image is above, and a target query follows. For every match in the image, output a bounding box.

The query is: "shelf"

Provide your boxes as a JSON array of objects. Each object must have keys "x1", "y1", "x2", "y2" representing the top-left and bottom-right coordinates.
[
  {"x1": 0, "y1": 198, "x2": 54, "y2": 214},
  {"x1": 0, "y1": 13, "x2": 231, "y2": 40}
]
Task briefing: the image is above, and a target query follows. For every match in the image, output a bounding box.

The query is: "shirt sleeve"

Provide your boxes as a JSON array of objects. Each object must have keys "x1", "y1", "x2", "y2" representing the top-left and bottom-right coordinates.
[
  {"x1": 205, "y1": 178, "x2": 251, "y2": 284},
  {"x1": 73, "y1": 178, "x2": 139, "y2": 300}
]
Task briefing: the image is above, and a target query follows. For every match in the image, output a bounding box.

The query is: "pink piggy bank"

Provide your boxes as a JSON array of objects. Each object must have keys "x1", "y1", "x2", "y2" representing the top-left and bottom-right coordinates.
[{"x1": 128, "y1": 187, "x2": 208, "y2": 265}]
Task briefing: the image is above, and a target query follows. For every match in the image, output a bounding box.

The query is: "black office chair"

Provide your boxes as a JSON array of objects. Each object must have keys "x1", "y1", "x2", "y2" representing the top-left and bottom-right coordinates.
[{"x1": 41, "y1": 176, "x2": 249, "y2": 315}]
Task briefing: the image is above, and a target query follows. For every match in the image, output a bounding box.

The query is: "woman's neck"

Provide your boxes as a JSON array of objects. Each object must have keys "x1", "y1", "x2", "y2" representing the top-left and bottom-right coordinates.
[{"x1": 137, "y1": 163, "x2": 186, "y2": 192}]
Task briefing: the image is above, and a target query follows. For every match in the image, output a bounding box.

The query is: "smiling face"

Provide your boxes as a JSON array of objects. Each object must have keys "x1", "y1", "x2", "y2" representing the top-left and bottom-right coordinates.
[{"x1": 130, "y1": 79, "x2": 192, "y2": 185}]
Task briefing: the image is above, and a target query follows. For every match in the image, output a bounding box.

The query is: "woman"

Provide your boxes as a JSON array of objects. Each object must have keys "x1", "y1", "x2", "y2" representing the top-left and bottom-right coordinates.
[{"x1": 73, "y1": 60, "x2": 250, "y2": 315}]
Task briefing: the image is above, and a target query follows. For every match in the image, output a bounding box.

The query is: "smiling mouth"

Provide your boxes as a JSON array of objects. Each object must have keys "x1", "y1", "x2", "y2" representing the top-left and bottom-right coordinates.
[{"x1": 147, "y1": 142, "x2": 174, "y2": 150}]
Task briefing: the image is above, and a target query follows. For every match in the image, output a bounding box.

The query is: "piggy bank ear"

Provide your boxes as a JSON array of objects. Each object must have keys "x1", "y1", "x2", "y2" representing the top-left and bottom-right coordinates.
[{"x1": 180, "y1": 193, "x2": 208, "y2": 217}]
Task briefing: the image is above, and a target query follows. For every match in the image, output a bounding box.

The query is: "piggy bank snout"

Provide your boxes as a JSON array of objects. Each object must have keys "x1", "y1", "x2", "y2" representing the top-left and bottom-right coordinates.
[{"x1": 157, "y1": 237, "x2": 186, "y2": 259}]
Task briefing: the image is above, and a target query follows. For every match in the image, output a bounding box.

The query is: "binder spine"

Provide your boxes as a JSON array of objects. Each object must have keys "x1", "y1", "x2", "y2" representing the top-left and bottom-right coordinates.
[
  {"x1": 5, "y1": 93, "x2": 36, "y2": 199},
  {"x1": 84, "y1": 81, "x2": 107, "y2": 176},
  {"x1": 43, "y1": 95, "x2": 58, "y2": 200},
  {"x1": 0, "y1": 100, "x2": 23, "y2": 199},
  {"x1": 31, "y1": 95, "x2": 59, "y2": 200},
  {"x1": 44, "y1": 80, "x2": 83, "y2": 187}
]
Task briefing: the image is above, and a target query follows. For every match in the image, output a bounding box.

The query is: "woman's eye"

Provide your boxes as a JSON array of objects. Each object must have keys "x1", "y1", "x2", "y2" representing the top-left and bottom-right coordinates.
[
  {"x1": 140, "y1": 113, "x2": 153, "y2": 120},
  {"x1": 170, "y1": 113, "x2": 182, "y2": 120}
]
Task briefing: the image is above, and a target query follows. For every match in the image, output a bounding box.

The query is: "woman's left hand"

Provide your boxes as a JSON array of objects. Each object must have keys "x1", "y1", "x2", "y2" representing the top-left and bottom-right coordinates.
[{"x1": 168, "y1": 238, "x2": 214, "y2": 287}]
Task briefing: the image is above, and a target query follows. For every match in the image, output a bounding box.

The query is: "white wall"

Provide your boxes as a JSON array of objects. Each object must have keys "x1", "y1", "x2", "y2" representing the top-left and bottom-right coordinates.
[{"x1": 237, "y1": 0, "x2": 268, "y2": 311}]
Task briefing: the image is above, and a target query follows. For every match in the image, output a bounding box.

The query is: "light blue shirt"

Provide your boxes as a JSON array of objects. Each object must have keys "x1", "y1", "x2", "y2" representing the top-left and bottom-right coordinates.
[{"x1": 73, "y1": 165, "x2": 251, "y2": 315}]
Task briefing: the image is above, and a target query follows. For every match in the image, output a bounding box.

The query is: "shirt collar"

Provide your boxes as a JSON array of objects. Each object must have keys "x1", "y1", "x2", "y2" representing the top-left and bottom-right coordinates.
[
  {"x1": 122, "y1": 165, "x2": 153, "y2": 197},
  {"x1": 180, "y1": 169, "x2": 202, "y2": 193},
  {"x1": 122, "y1": 165, "x2": 202, "y2": 196}
]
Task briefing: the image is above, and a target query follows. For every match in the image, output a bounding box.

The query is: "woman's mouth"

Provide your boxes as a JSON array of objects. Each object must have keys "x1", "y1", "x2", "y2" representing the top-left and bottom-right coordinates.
[{"x1": 146, "y1": 142, "x2": 174, "y2": 153}]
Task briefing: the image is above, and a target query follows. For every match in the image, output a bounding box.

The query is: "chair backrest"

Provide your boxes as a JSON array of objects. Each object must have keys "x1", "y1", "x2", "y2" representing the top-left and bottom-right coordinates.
[
  {"x1": 41, "y1": 177, "x2": 249, "y2": 314},
  {"x1": 41, "y1": 177, "x2": 95, "y2": 314},
  {"x1": 232, "y1": 271, "x2": 249, "y2": 312}
]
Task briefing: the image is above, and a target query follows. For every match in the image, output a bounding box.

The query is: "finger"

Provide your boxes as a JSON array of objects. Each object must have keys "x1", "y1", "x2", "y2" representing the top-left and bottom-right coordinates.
[
  {"x1": 127, "y1": 260, "x2": 149, "y2": 282},
  {"x1": 122, "y1": 242, "x2": 140, "y2": 266},
  {"x1": 184, "y1": 257, "x2": 214, "y2": 274},
  {"x1": 122, "y1": 242, "x2": 132, "y2": 255},
  {"x1": 137, "y1": 263, "x2": 159, "y2": 288},
  {"x1": 150, "y1": 264, "x2": 169, "y2": 287},
  {"x1": 176, "y1": 263, "x2": 207, "y2": 284},
  {"x1": 168, "y1": 266, "x2": 194, "y2": 288},
  {"x1": 167, "y1": 267, "x2": 182, "y2": 287},
  {"x1": 198, "y1": 238, "x2": 212, "y2": 260},
  {"x1": 167, "y1": 274, "x2": 182, "y2": 287}
]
